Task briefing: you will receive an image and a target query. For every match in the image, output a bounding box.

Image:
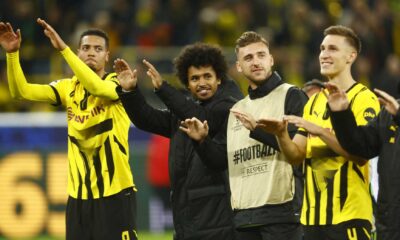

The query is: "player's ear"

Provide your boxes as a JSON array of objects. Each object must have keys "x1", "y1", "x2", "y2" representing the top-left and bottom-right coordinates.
[
  {"x1": 270, "y1": 54, "x2": 274, "y2": 67},
  {"x1": 236, "y1": 61, "x2": 242, "y2": 72},
  {"x1": 347, "y1": 51, "x2": 357, "y2": 64},
  {"x1": 105, "y1": 50, "x2": 110, "y2": 62}
]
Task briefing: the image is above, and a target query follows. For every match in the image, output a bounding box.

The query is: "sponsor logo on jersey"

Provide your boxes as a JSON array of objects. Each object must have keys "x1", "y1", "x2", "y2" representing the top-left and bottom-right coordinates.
[{"x1": 363, "y1": 108, "x2": 376, "y2": 121}]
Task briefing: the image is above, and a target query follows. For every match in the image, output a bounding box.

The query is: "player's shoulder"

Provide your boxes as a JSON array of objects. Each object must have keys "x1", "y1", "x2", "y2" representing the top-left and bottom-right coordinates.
[
  {"x1": 106, "y1": 72, "x2": 118, "y2": 79},
  {"x1": 349, "y1": 83, "x2": 379, "y2": 106},
  {"x1": 348, "y1": 83, "x2": 376, "y2": 99},
  {"x1": 286, "y1": 85, "x2": 308, "y2": 103},
  {"x1": 49, "y1": 77, "x2": 75, "y2": 87},
  {"x1": 303, "y1": 90, "x2": 323, "y2": 110},
  {"x1": 105, "y1": 72, "x2": 119, "y2": 85},
  {"x1": 232, "y1": 95, "x2": 251, "y2": 107},
  {"x1": 349, "y1": 83, "x2": 379, "y2": 122}
]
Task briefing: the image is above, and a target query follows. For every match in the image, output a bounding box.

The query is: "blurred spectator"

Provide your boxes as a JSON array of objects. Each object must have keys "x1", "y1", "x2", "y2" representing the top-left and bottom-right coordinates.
[
  {"x1": 372, "y1": 54, "x2": 400, "y2": 99},
  {"x1": 169, "y1": 0, "x2": 200, "y2": 46},
  {"x1": 147, "y1": 134, "x2": 170, "y2": 200},
  {"x1": 1, "y1": 0, "x2": 399, "y2": 112},
  {"x1": 146, "y1": 134, "x2": 173, "y2": 233},
  {"x1": 353, "y1": 55, "x2": 372, "y2": 88}
]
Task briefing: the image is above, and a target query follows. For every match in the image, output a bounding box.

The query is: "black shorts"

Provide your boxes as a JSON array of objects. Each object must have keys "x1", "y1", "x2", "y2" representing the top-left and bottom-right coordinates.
[
  {"x1": 66, "y1": 187, "x2": 138, "y2": 240},
  {"x1": 304, "y1": 219, "x2": 371, "y2": 240}
]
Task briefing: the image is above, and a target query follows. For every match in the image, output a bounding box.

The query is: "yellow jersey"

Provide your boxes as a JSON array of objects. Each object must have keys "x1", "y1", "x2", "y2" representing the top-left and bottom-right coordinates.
[
  {"x1": 6, "y1": 48, "x2": 135, "y2": 200},
  {"x1": 300, "y1": 83, "x2": 379, "y2": 226},
  {"x1": 50, "y1": 73, "x2": 134, "y2": 199}
]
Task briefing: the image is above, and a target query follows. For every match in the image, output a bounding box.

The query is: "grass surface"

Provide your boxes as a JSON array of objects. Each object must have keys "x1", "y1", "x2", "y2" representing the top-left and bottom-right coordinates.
[{"x1": 0, "y1": 231, "x2": 173, "y2": 240}]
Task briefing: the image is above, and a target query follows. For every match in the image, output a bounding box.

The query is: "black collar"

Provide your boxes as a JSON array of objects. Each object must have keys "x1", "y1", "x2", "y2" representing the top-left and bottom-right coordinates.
[
  {"x1": 102, "y1": 72, "x2": 110, "y2": 80},
  {"x1": 248, "y1": 71, "x2": 283, "y2": 99}
]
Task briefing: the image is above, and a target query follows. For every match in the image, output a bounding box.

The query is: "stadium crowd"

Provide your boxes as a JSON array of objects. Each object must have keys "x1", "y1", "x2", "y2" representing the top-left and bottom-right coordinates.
[
  {"x1": 1, "y1": 1, "x2": 400, "y2": 240},
  {"x1": 0, "y1": 0, "x2": 399, "y2": 111}
]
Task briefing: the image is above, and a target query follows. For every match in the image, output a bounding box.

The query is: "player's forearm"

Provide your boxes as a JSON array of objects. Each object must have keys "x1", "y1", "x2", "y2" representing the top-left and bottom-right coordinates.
[
  {"x1": 314, "y1": 129, "x2": 346, "y2": 157},
  {"x1": 6, "y1": 51, "x2": 25, "y2": 99},
  {"x1": 318, "y1": 129, "x2": 367, "y2": 166},
  {"x1": 61, "y1": 47, "x2": 118, "y2": 100},
  {"x1": 195, "y1": 137, "x2": 228, "y2": 171},
  {"x1": 331, "y1": 108, "x2": 380, "y2": 159},
  {"x1": 118, "y1": 86, "x2": 173, "y2": 137},
  {"x1": 250, "y1": 129, "x2": 280, "y2": 150},
  {"x1": 6, "y1": 51, "x2": 55, "y2": 102},
  {"x1": 276, "y1": 132, "x2": 305, "y2": 166}
]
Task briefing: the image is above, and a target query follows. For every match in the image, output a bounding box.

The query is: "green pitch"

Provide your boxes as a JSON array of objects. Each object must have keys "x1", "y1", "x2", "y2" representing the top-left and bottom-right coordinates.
[{"x1": 0, "y1": 231, "x2": 173, "y2": 240}]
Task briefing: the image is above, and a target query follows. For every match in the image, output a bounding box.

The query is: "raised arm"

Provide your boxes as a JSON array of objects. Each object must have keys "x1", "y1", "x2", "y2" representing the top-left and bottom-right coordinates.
[
  {"x1": 143, "y1": 59, "x2": 163, "y2": 89},
  {"x1": 37, "y1": 18, "x2": 118, "y2": 100},
  {"x1": 374, "y1": 88, "x2": 399, "y2": 116},
  {"x1": 0, "y1": 22, "x2": 58, "y2": 103},
  {"x1": 114, "y1": 58, "x2": 173, "y2": 137},
  {"x1": 114, "y1": 58, "x2": 138, "y2": 91}
]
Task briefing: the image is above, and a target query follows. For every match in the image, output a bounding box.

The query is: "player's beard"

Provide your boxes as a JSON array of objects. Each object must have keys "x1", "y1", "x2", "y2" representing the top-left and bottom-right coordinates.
[{"x1": 246, "y1": 71, "x2": 270, "y2": 87}]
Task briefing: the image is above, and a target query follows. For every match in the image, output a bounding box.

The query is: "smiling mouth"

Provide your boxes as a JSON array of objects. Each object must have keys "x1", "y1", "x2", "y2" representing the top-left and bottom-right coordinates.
[
  {"x1": 197, "y1": 88, "x2": 212, "y2": 96},
  {"x1": 198, "y1": 89, "x2": 210, "y2": 93}
]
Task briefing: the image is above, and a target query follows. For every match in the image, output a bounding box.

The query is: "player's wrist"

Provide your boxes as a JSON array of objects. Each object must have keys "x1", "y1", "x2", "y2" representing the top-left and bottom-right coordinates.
[
  {"x1": 6, "y1": 50, "x2": 19, "y2": 59},
  {"x1": 60, "y1": 46, "x2": 71, "y2": 55},
  {"x1": 121, "y1": 88, "x2": 133, "y2": 93}
]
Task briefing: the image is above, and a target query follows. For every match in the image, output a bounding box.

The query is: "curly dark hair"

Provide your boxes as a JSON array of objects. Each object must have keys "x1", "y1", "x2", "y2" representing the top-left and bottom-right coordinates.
[{"x1": 173, "y1": 43, "x2": 228, "y2": 86}]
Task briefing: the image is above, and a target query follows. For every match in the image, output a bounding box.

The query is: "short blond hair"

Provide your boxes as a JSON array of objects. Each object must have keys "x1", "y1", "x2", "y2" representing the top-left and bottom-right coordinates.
[{"x1": 235, "y1": 31, "x2": 269, "y2": 55}]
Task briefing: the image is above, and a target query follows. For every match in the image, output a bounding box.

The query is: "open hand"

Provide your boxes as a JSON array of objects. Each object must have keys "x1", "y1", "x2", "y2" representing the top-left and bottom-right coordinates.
[
  {"x1": 256, "y1": 117, "x2": 287, "y2": 136},
  {"x1": 143, "y1": 59, "x2": 163, "y2": 89},
  {"x1": 36, "y1": 18, "x2": 66, "y2": 50},
  {"x1": 325, "y1": 82, "x2": 349, "y2": 112},
  {"x1": 0, "y1": 22, "x2": 21, "y2": 53},
  {"x1": 230, "y1": 109, "x2": 257, "y2": 131},
  {"x1": 179, "y1": 117, "x2": 209, "y2": 142},
  {"x1": 284, "y1": 115, "x2": 323, "y2": 136},
  {"x1": 113, "y1": 58, "x2": 137, "y2": 91},
  {"x1": 374, "y1": 88, "x2": 399, "y2": 115}
]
